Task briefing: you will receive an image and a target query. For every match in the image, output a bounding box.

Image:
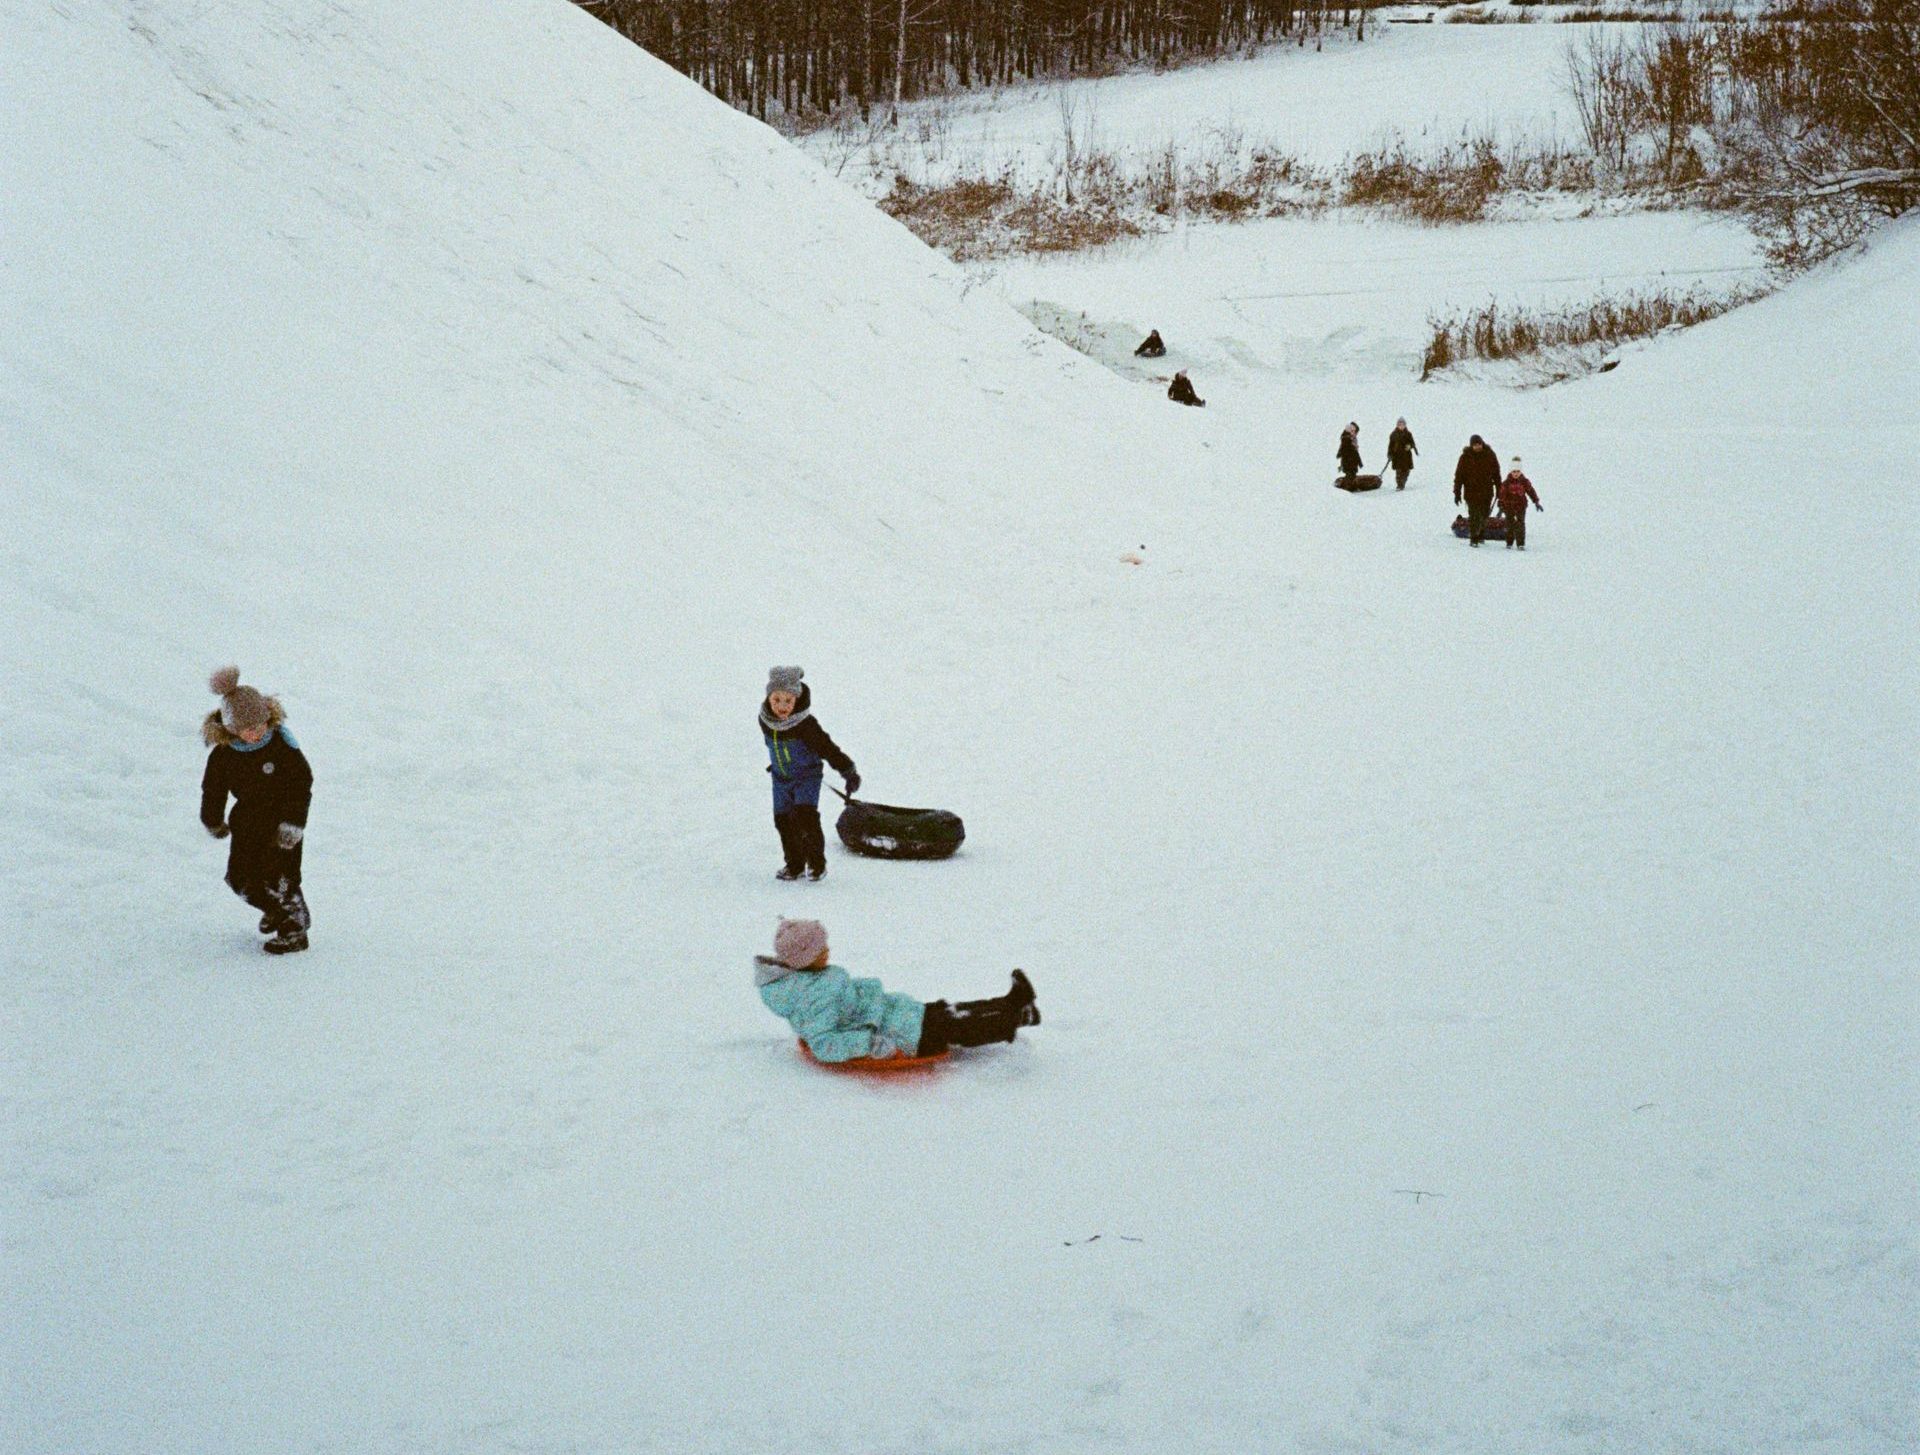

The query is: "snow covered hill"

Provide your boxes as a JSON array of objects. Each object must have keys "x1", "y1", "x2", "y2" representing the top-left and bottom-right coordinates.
[
  {"x1": 2, "y1": 0, "x2": 1177, "y2": 760},
  {"x1": 4, "y1": 4, "x2": 1915, "y2": 1454}
]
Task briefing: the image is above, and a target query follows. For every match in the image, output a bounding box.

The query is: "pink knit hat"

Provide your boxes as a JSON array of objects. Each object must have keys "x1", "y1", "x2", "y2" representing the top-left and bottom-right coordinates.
[
  {"x1": 209, "y1": 665, "x2": 271, "y2": 732},
  {"x1": 774, "y1": 918, "x2": 829, "y2": 970}
]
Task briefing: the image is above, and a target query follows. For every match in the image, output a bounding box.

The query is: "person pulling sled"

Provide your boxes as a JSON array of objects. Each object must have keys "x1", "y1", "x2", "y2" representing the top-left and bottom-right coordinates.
[
  {"x1": 1337, "y1": 422, "x2": 1364, "y2": 481},
  {"x1": 1453, "y1": 434, "x2": 1500, "y2": 546},
  {"x1": 1387, "y1": 418, "x2": 1417, "y2": 489},
  {"x1": 760, "y1": 665, "x2": 859, "y2": 881}
]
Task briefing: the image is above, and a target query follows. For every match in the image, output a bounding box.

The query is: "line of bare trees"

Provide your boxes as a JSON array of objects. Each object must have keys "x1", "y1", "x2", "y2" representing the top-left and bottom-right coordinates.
[
  {"x1": 1564, "y1": 0, "x2": 1919, "y2": 261},
  {"x1": 577, "y1": 0, "x2": 1346, "y2": 124}
]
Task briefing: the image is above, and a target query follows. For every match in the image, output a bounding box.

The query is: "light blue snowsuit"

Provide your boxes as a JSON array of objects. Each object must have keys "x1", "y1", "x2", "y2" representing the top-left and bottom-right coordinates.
[{"x1": 754, "y1": 956, "x2": 927, "y2": 1062}]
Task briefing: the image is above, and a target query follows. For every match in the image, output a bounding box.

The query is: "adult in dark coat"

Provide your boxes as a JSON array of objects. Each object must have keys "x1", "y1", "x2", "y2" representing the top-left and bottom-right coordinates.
[
  {"x1": 1336, "y1": 423, "x2": 1363, "y2": 479},
  {"x1": 1453, "y1": 435, "x2": 1501, "y2": 546},
  {"x1": 1387, "y1": 418, "x2": 1418, "y2": 489}
]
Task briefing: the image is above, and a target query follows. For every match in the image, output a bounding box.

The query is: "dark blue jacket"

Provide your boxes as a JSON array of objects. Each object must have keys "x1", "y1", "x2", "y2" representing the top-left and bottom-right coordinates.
[{"x1": 759, "y1": 684, "x2": 854, "y2": 783}]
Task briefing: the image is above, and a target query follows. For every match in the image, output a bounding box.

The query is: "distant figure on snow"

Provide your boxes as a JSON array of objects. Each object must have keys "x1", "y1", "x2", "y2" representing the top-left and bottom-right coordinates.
[
  {"x1": 1454, "y1": 434, "x2": 1501, "y2": 546},
  {"x1": 1387, "y1": 418, "x2": 1418, "y2": 489},
  {"x1": 1135, "y1": 329, "x2": 1166, "y2": 358},
  {"x1": 1168, "y1": 371, "x2": 1205, "y2": 407},
  {"x1": 1337, "y1": 422, "x2": 1364, "y2": 480},
  {"x1": 1498, "y1": 457, "x2": 1542, "y2": 550},
  {"x1": 755, "y1": 918, "x2": 1041, "y2": 1063},
  {"x1": 760, "y1": 666, "x2": 858, "y2": 881},
  {"x1": 200, "y1": 666, "x2": 313, "y2": 955}
]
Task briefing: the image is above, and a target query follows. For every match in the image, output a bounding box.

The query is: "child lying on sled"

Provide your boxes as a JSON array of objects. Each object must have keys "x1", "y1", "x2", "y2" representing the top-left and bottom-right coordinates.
[{"x1": 754, "y1": 918, "x2": 1040, "y2": 1062}]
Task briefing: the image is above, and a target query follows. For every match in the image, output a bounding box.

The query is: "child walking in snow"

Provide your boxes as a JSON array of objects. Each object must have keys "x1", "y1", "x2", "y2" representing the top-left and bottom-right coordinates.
[
  {"x1": 755, "y1": 918, "x2": 1040, "y2": 1063},
  {"x1": 1387, "y1": 418, "x2": 1418, "y2": 489},
  {"x1": 200, "y1": 666, "x2": 312, "y2": 954},
  {"x1": 760, "y1": 666, "x2": 859, "y2": 881},
  {"x1": 1337, "y1": 422, "x2": 1363, "y2": 480},
  {"x1": 1498, "y1": 457, "x2": 1542, "y2": 550}
]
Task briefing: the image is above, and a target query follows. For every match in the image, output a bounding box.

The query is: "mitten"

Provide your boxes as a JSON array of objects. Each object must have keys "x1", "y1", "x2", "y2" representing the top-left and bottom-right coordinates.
[
  {"x1": 206, "y1": 821, "x2": 230, "y2": 840},
  {"x1": 277, "y1": 823, "x2": 304, "y2": 850},
  {"x1": 844, "y1": 769, "x2": 862, "y2": 795}
]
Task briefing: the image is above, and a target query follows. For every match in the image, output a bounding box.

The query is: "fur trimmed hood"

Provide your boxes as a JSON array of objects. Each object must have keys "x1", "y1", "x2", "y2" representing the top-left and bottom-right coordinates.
[
  {"x1": 202, "y1": 697, "x2": 286, "y2": 747},
  {"x1": 754, "y1": 954, "x2": 799, "y2": 987}
]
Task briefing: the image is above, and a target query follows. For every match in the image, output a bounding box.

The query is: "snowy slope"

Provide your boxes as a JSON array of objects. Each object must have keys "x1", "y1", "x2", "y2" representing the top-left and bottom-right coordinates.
[
  {"x1": 5, "y1": 5, "x2": 1917, "y2": 1455},
  {"x1": 1, "y1": 0, "x2": 1175, "y2": 750}
]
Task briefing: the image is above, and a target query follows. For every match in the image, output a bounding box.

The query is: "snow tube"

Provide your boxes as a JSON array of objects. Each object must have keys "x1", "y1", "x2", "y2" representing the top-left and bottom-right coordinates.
[
  {"x1": 1335, "y1": 474, "x2": 1383, "y2": 492},
  {"x1": 1451, "y1": 514, "x2": 1512, "y2": 540},
  {"x1": 834, "y1": 794, "x2": 965, "y2": 860},
  {"x1": 798, "y1": 1040, "x2": 948, "y2": 1072}
]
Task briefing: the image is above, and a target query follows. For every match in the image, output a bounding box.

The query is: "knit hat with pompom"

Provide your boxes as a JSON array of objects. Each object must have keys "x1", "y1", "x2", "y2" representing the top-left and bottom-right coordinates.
[
  {"x1": 774, "y1": 917, "x2": 829, "y2": 970},
  {"x1": 209, "y1": 665, "x2": 271, "y2": 733}
]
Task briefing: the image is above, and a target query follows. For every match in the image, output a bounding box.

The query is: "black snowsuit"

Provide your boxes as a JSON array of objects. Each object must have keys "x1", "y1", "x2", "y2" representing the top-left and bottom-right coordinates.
[
  {"x1": 1387, "y1": 426, "x2": 1417, "y2": 487},
  {"x1": 1167, "y1": 372, "x2": 1205, "y2": 407},
  {"x1": 1337, "y1": 433, "x2": 1363, "y2": 478},
  {"x1": 201, "y1": 726, "x2": 312, "y2": 931},
  {"x1": 1454, "y1": 444, "x2": 1500, "y2": 544},
  {"x1": 1134, "y1": 329, "x2": 1166, "y2": 358}
]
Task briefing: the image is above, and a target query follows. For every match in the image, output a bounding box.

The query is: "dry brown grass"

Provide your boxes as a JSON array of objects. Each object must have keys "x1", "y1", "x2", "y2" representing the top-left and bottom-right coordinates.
[
  {"x1": 1420, "y1": 286, "x2": 1770, "y2": 377},
  {"x1": 1343, "y1": 138, "x2": 1602, "y2": 222},
  {"x1": 880, "y1": 174, "x2": 1142, "y2": 259}
]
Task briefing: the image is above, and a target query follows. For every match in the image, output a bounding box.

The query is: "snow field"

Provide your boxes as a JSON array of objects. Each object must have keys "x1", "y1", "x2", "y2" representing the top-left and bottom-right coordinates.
[
  {"x1": 805, "y1": 24, "x2": 1637, "y2": 193},
  {"x1": 4, "y1": 3, "x2": 1917, "y2": 1453}
]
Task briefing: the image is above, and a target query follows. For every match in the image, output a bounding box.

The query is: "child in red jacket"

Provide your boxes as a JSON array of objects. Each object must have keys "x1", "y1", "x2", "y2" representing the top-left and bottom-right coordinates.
[{"x1": 1498, "y1": 458, "x2": 1542, "y2": 550}]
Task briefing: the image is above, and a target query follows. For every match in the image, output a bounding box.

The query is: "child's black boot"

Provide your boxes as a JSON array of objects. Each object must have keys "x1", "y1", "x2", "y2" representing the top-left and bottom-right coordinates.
[
  {"x1": 264, "y1": 925, "x2": 309, "y2": 955},
  {"x1": 795, "y1": 806, "x2": 829, "y2": 879},
  {"x1": 1005, "y1": 969, "x2": 1041, "y2": 1024},
  {"x1": 773, "y1": 812, "x2": 805, "y2": 880}
]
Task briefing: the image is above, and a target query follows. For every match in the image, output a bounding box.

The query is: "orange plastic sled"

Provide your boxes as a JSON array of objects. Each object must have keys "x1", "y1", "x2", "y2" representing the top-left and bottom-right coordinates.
[{"x1": 798, "y1": 1039, "x2": 949, "y2": 1072}]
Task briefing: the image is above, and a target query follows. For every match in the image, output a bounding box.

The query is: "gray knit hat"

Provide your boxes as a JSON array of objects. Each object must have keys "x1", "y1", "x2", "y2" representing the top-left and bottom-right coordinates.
[{"x1": 766, "y1": 665, "x2": 804, "y2": 698}]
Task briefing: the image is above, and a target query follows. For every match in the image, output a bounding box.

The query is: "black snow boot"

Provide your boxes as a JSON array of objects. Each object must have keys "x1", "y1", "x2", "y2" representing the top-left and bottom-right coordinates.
[
  {"x1": 264, "y1": 926, "x2": 309, "y2": 955},
  {"x1": 923, "y1": 977, "x2": 1042, "y2": 1050},
  {"x1": 275, "y1": 881, "x2": 311, "y2": 932},
  {"x1": 795, "y1": 806, "x2": 829, "y2": 879},
  {"x1": 773, "y1": 811, "x2": 805, "y2": 880}
]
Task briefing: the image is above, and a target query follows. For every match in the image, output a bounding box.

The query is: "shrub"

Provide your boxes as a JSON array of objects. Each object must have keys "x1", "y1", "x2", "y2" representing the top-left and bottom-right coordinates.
[{"x1": 1420, "y1": 285, "x2": 1771, "y2": 377}]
